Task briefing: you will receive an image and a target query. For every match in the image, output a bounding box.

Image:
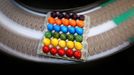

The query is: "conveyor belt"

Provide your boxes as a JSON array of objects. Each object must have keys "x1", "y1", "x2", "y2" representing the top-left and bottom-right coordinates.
[
  {"x1": 0, "y1": 0, "x2": 134, "y2": 63},
  {"x1": 0, "y1": 0, "x2": 45, "y2": 31}
]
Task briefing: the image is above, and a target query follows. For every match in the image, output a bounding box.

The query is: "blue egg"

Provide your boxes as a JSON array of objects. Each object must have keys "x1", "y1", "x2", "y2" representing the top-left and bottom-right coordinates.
[
  {"x1": 61, "y1": 26, "x2": 68, "y2": 33},
  {"x1": 75, "y1": 27, "x2": 84, "y2": 35},
  {"x1": 54, "y1": 25, "x2": 60, "y2": 32},
  {"x1": 47, "y1": 24, "x2": 53, "y2": 31},
  {"x1": 68, "y1": 26, "x2": 75, "y2": 34}
]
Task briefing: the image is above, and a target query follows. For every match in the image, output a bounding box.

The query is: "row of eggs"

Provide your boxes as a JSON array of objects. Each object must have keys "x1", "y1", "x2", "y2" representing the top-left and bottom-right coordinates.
[
  {"x1": 42, "y1": 45, "x2": 82, "y2": 59},
  {"x1": 45, "y1": 31, "x2": 83, "y2": 42},
  {"x1": 48, "y1": 17, "x2": 84, "y2": 28},
  {"x1": 50, "y1": 11, "x2": 85, "y2": 20},
  {"x1": 43, "y1": 38, "x2": 83, "y2": 50},
  {"x1": 47, "y1": 24, "x2": 84, "y2": 35}
]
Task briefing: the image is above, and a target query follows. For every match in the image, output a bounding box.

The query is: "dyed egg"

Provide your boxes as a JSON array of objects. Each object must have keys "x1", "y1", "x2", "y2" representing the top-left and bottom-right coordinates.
[
  {"x1": 61, "y1": 26, "x2": 68, "y2": 33},
  {"x1": 76, "y1": 20, "x2": 84, "y2": 28},
  {"x1": 47, "y1": 24, "x2": 53, "y2": 31},
  {"x1": 53, "y1": 32, "x2": 60, "y2": 39},
  {"x1": 43, "y1": 38, "x2": 51, "y2": 46},
  {"x1": 67, "y1": 34, "x2": 74, "y2": 41},
  {"x1": 75, "y1": 42, "x2": 83, "y2": 50},
  {"x1": 55, "y1": 19, "x2": 62, "y2": 25},
  {"x1": 48, "y1": 17, "x2": 55, "y2": 24},
  {"x1": 42, "y1": 45, "x2": 50, "y2": 53},
  {"x1": 54, "y1": 25, "x2": 60, "y2": 32},
  {"x1": 60, "y1": 33, "x2": 66, "y2": 40},
  {"x1": 68, "y1": 26, "x2": 75, "y2": 34},
  {"x1": 59, "y1": 40, "x2": 66, "y2": 48},
  {"x1": 50, "y1": 48, "x2": 57, "y2": 55},
  {"x1": 69, "y1": 19, "x2": 76, "y2": 27},
  {"x1": 51, "y1": 38, "x2": 59, "y2": 47},
  {"x1": 58, "y1": 49, "x2": 65, "y2": 56},
  {"x1": 57, "y1": 13, "x2": 64, "y2": 19},
  {"x1": 62, "y1": 19, "x2": 69, "y2": 26},
  {"x1": 75, "y1": 35, "x2": 83, "y2": 42},
  {"x1": 67, "y1": 41, "x2": 74, "y2": 49},
  {"x1": 51, "y1": 11, "x2": 57, "y2": 18},
  {"x1": 69, "y1": 12, "x2": 77, "y2": 19},
  {"x1": 75, "y1": 27, "x2": 84, "y2": 35},
  {"x1": 71, "y1": 13, "x2": 78, "y2": 20},
  {"x1": 74, "y1": 51, "x2": 81, "y2": 59},
  {"x1": 64, "y1": 13, "x2": 70, "y2": 19},
  {"x1": 66, "y1": 49, "x2": 74, "y2": 57},
  {"x1": 78, "y1": 15, "x2": 85, "y2": 21},
  {"x1": 45, "y1": 31, "x2": 52, "y2": 38}
]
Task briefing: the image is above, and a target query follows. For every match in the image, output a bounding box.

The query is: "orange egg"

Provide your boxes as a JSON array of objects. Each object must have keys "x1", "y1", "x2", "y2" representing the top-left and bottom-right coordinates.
[
  {"x1": 48, "y1": 17, "x2": 55, "y2": 24},
  {"x1": 55, "y1": 19, "x2": 62, "y2": 25},
  {"x1": 76, "y1": 20, "x2": 84, "y2": 28},
  {"x1": 69, "y1": 19, "x2": 76, "y2": 27},
  {"x1": 62, "y1": 19, "x2": 69, "y2": 26}
]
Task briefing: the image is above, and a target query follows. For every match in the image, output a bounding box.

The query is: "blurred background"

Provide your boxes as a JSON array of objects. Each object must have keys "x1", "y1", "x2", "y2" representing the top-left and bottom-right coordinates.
[
  {"x1": 0, "y1": 0, "x2": 134, "y2": 73},
  {"x1": 0, "y1": 45, "x2": 133, "y2": 73}
]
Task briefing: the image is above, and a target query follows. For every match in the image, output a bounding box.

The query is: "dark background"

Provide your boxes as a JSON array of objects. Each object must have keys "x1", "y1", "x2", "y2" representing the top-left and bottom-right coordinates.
[
  {"x1": 15, "y1": 0, "x2": 102, "y2": 9},
  {"x1": 0, "y1": 44, "x2": 133, "y2": 74},
  {"x1": 15, "y1": 0, "x2": 106, "y2": 13}
]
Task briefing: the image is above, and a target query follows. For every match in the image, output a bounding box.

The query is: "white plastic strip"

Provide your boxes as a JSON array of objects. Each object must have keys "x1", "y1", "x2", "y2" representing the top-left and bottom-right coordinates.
[
  {"x1": 0, "y1": 43, "x2": 73, "y2": 64},
  {"x1": 0, "y1": 12, "x2": 43, "y2": 40},
  {"x1": 78, "y1": 6, "x2": 101, "y2": 15},
  {"x1": 87, "y1": 42, "x2": 130, "y2": 61},
  {"x1": 87, "y1": 20, "x2": 117, "y2": 37},
  {"x1": 0, "y1": 41, "x2": 129, "y2": 63},
  {"x1": 11, "y1": 0, "x2": 46, "y2": 17}
]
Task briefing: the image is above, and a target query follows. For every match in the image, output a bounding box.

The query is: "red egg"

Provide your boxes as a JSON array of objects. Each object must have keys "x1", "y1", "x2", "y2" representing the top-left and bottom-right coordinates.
[
  {"x1": 66, "y1": 49, "x2": 74, "y2": 57},
  {"x1": 50, "y1": 48, "x2": 57, "y2": 55},
  {"x1": 58, "y1": 49, "x2": 65, "y2": 56},
  {"x1": 74, "y1": 51, "x2": 81, "y2": 59},
  {"x1": 42, "y1": 45, "x2": 50, "y2": 53}
]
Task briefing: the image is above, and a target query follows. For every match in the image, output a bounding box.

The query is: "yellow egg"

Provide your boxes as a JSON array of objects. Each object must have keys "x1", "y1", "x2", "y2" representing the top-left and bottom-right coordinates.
[
  {"x1": 67, "y1": 41, "x2": 74, "y2": 49},
  {"x1": 59, "y1": 40, "x2": 66, "y2": 48},
  {"x1": 75, "y1": 42, "x2": 83, "y2": 50},
  {"x1": 43, "y1": 38, "x2": 50, "y2": 46},
  {"x1": 51, "y1": 38, "x2": 58, "y2": 47}
]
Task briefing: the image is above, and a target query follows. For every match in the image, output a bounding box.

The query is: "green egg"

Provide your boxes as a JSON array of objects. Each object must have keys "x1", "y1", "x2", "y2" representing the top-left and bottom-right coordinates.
[
  {"x1": 75, "y1": 35, "x2": 83, "y2": 42},
  {"x1": 60, "y1": 33, "x2": 66, "y2": 40},
  {"x1": 67, "y1": 34, "x2": 74, "y2": 41},
  {"x1": 53, "y1": 32, "x2": 60, "y2": 39},
  {"x1": 45, "y1": 31, "x2": 52, "y2": 38}
]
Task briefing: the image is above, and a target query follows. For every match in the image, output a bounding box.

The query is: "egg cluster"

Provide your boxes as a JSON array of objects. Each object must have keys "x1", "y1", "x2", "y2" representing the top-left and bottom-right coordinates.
[{"x1": 40, "y1": 11, "x2": 86, "y2": 60}]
